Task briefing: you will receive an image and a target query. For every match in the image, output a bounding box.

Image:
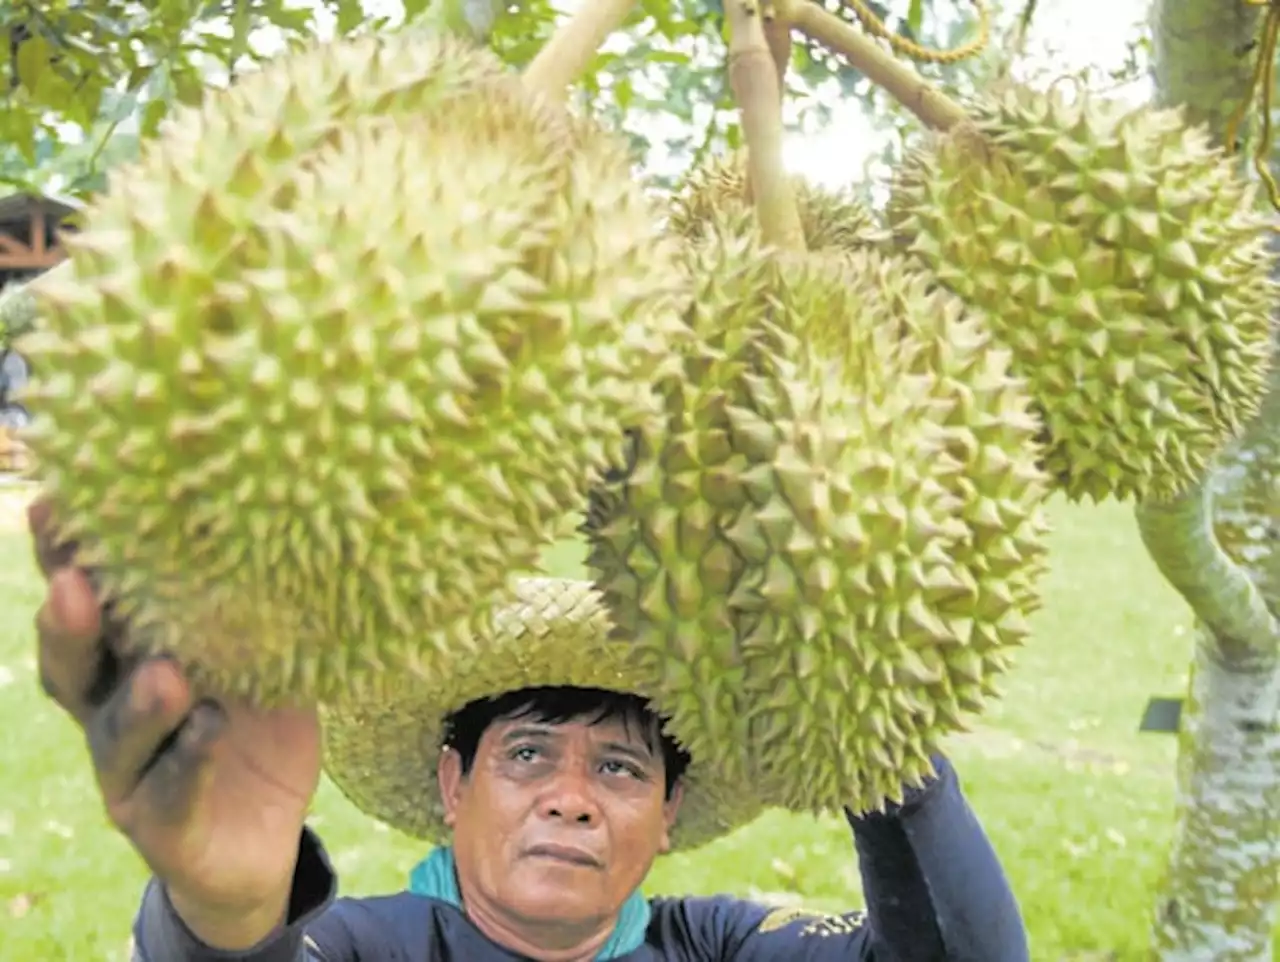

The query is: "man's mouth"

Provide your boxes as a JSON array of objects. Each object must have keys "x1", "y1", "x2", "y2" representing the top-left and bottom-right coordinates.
[{"x1": 524, "y1": 843, "x2": 602, "y2": 868}]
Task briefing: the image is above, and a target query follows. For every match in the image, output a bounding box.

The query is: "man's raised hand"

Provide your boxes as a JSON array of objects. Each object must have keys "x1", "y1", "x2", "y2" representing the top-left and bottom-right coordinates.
[{"x1": 29, "y1": 498, "x2": 323, "y2": 950}]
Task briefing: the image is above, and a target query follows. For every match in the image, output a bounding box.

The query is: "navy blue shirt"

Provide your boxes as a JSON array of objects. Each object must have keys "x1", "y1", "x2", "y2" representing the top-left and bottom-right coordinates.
[{"x1": 132, "y1": 757, "x2": 1028, "y2": 961}]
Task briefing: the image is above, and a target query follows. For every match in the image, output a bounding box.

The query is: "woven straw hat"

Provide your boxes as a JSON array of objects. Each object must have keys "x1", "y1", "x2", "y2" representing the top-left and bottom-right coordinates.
[{"x1": 320, "y1": 576, "x2": 763, "y2": 852}]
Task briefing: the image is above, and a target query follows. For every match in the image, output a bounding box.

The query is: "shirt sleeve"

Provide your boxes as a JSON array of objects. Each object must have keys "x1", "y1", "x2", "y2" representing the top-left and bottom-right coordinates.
[
  {"x1": 864, "y1": 756, "x2": 1029, "y2": 961},
  {"x1": 131, "y1": 828, "x2": 356, "y2": 962},
  {"x1": 672, "y1": 756, "x2": 1028, "y2": 962}
]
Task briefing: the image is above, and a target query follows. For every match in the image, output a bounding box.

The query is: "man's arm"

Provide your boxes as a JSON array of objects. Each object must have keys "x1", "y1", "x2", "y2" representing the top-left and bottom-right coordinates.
[
  {"x1": 668, "y1": 755, "x2": 1028, "y2": 962},
  {"x1": 131, "y1": 829, "x2": 364, "y2": 962},
  {"x1": 851, "y1": 754, "x2": 1028, "y2": 961}
]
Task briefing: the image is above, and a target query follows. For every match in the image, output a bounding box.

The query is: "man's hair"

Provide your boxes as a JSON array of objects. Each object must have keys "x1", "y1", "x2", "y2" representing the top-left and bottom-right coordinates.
[{"x1": 440, "y1": 686, "x2": 690, "y2": 799}]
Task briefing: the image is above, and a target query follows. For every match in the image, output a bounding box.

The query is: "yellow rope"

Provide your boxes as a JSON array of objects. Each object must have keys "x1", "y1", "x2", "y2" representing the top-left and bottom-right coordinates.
[
  {"x1": 838, "y1": 0, "x2": 990, "y2": 65},
  {"x1": 1225, "y1": 0, "x2": 1280, "y2": 213}
]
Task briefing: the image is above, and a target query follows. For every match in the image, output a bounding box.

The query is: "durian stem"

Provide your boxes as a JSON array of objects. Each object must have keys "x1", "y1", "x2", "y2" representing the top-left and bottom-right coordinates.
[
  {"x1": 522, "y1": 0, "x2": 638, "y2": 103},
  {"x1": 786, "y1": 0, "x2": 968, "y2": 131},
  {"x1": 762, "y1": 13, "x2": 792, "y2": 97},
  {"x1": 726, "y1": 1, "x2": 806, "y2": 251}
]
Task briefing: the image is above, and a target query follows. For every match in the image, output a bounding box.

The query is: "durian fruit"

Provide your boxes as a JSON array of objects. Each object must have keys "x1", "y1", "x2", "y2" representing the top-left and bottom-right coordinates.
[
  {"x1": 668, "y1": 150, "x2": 888, "y2": 254},
  {"x1": 887, "y1": 81, "x2": 1277, "y2": 503},
  {"x1": 15, "y1": 29, "x2": 688, "y2": 707},
  {"x1": 583, "y1": 210, "x2": 1051, "y2": 815}
]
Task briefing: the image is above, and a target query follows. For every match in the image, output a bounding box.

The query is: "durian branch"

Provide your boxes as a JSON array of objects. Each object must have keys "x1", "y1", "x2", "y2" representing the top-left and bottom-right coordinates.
[
  {"x1": 763, "y1": 12, "x2": 793, "y2": 97},
  {"x1": 783, "y1": 0, "x2": 968, "y2": 132},
  {"x1": 522, "y1": 0, "x2": 638, "y2": 103},
  {"x1": 727, "y1": 1, "x2": 806, "y2": 251},
  {"x1": 1135, "y1": 483, "x2": 1278, "y2": 652}
]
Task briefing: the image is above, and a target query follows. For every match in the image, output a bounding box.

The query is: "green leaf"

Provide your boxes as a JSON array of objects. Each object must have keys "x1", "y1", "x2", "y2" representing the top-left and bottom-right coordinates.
[
  {"x1": 336, "y1": 0, "x2": 365, "y2": 35},
  {"x1": 140, "y1": 97, "x2": 170, "y2": 138},
  {"x1": 229, "y1": 0, "x2": 254, "y2": 66},
  {"x1": 15, "y1": 33, "x2": 54, "y2": 102},
  {"x1": 907, "y1": 0, "x2": 925, "y2": 35}
]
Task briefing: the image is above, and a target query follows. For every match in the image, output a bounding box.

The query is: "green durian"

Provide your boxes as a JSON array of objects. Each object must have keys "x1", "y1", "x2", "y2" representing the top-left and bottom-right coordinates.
[
  {"x1": 583, "y1": 211, "x2": 1050, "y2": 815},
  {"x1": 15, "y1": 29, "x2": 687, "y2": 707},
  {"x1": 668, "y1": 150, "x2": 888, "y2": 254},
  {"x1": 887, "y1": 81, "x2": 1277, "y2": 503}
]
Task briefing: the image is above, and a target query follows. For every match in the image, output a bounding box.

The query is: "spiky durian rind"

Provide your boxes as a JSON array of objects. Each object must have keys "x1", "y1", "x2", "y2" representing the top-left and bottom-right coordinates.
[
  {"x1": 15, "y1": 30, "x2": 688, "y2": 707},
  {"x1": 887, "y1": 81, "x2": 1277, "y2": 503},
  {"x1": 584, "y1": 212, "x2": 1050, "y2": 816},
  {"x1": 668, "y1": 150, "x2": 888, "y2": 255}
]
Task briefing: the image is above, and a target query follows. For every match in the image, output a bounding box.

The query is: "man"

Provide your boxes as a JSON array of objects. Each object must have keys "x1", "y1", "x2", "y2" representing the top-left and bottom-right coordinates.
[{"x1": 30, "y1": 499, "x2": 1030, "y2": 961}]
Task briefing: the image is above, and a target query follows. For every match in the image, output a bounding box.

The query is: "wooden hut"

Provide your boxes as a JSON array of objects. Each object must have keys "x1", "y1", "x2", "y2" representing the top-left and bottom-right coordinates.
[{"x1": 0, "y1": 191, "x2": 78, "y2": 285}]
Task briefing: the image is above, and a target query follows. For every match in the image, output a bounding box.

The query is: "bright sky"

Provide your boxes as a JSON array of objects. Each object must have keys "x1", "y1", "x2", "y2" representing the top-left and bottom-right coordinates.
[{"x1": 782, "y1": 0, "x2": 1151, "y2": 187}]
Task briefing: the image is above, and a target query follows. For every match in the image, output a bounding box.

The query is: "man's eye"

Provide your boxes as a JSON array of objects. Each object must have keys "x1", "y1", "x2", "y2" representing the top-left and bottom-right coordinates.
[
  {"x1": 602, "y1": 759, "x2": 644, "y2": 779},
  {"x1": 511, "y1": 746, "x2": 541, "y2": 762}
]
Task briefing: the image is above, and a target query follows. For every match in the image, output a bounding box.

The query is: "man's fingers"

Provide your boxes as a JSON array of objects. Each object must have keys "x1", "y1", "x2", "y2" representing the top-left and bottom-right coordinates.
[
  {"x1": 135, "y1": 700, "x2": 227, "y2": 828},
  {"x1": 36, "y1": 567, "x2": 107, "y2": 720},
  {"x1": 89, "y1": 658, "x2": 195, "y2": 806},
  {"x1": 27, "y1": 499, "x2": 78, "y2": 578},
  {"x1": 48, "y1": 566, "x2": 102, "y2": 637}
]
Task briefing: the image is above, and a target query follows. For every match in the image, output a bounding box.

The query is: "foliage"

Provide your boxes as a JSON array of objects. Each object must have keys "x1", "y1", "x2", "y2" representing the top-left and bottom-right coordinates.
[
  {"x1": 0, "y1": 0, "x2": 1005, "y2": 197},
  {"x1": 1, "y1": 493, "x2": 1274, "y2": 961}
]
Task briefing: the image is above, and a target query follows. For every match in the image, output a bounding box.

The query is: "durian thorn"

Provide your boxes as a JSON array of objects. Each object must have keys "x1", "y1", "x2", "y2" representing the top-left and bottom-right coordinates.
[
  {"x1": 726, "y1": 0, "x2": 806, "y2": 252},
  {"x1": 786, "y1": 0, "x2": 968, "y2": 132},
  {"x1": 522, "y1": 0, "x2": 639, "y2": 103}
]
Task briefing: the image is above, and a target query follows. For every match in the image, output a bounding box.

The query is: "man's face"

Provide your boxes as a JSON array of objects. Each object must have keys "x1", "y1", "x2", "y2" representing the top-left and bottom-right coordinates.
[{"x1": 438, "y1": 710, "x2": 682, "y2": 934}]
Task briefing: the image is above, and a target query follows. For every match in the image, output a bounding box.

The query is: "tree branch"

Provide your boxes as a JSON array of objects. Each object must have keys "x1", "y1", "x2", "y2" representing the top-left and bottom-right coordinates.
[
  {"x1": 522, "y1": 0, "x2": 638, "y2": 103},
  {"x1": 762, "y1": 11, "x2": 792, "y2": 95},
  {"x1": 727, "y1": 1, "x2": 805, "y2": 250},
  {"x1": 1135, "y1": 486, "x2": 1278, "y2": 654},
  {"x1": 1212, "y1": 353, "x2": 1280, "y2": 607},
  {"x1": 783, "y1": 0, "x2": 968, "y2": 131}
]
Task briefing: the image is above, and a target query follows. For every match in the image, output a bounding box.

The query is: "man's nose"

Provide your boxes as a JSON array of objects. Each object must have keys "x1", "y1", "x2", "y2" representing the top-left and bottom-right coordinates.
[{"x1": 540, "y1": 767, "x2": 600, "y2": 823}]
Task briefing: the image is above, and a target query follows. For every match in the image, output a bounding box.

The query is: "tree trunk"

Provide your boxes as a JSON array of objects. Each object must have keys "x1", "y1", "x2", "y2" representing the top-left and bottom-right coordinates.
[
  {"x1": 1147, "y1": 629, "x2": 1280, "y2": 960},
  {"x1": 1137, "y1": 2, "x2": 1280, "y2": 959}
]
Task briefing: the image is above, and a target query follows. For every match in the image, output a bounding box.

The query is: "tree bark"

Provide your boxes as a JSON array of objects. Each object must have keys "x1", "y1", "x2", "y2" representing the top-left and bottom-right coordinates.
[
  {"x1": 1136, "y1": 2, "x2": 1280, "y2": 959},
  {"x1": 1146, "y1": 631, "x2": 1280, "y2": 960}
]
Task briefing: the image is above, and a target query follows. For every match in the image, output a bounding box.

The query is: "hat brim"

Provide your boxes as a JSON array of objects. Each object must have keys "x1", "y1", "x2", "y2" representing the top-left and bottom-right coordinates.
[{"x1": 320, "y1": 577, "x2": 764, "y2": 851}]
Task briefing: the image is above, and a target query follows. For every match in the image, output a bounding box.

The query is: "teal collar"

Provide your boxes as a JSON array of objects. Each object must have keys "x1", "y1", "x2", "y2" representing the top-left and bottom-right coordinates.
[{"x1": 408, "y1": 846, "x2": 651, "y2": 960}]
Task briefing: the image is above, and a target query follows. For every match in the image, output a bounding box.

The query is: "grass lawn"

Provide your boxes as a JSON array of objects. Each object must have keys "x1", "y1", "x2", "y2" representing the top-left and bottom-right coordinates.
[{"x1": 0, "y1": 493, "x2": 1261, "y2": 960}]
